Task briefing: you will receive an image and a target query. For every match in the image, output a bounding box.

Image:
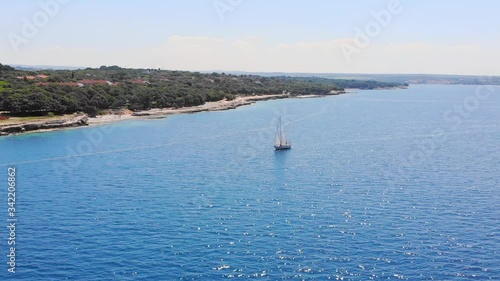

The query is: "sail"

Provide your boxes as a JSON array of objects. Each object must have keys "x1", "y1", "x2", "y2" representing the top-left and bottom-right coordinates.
[
  {"x1": 274, "y1": 115, "x2": 291, "y2": 149},
  {"x1": 275, "y1": 116, "x2": 282, "y2": 145},
  {"x1": 275, "y1": 133, "x2": 281, "y2": 146},
  {"x1": 280, "y1": 127, "x2": 287, "y2": 144}
]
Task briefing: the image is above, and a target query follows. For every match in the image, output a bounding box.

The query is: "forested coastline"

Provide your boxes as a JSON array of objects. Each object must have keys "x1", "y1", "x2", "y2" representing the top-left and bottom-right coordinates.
[{"x1": 0, "y1": 64, "x2": 407, "y2": 117}]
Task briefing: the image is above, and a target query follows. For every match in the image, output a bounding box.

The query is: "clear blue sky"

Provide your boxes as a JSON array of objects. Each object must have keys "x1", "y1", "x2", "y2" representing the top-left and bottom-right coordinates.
[{"x1": 1, "y1": 0, "x2": 499, "y2": 74}]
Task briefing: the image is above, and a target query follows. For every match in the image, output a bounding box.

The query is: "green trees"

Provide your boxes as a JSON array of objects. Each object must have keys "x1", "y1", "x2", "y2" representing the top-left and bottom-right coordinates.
[
  {"x1": 90, "y1": 93, "x2": 114, "y2": 109},
  {"x1": 0, "y1": 81, "x2": 9, "y2": 92},
  {"x1": 0, "y1": 63, "x2": 15, "y2": 72},
  {"x1": 4, "y1": 92, "x2": 54, "y2": 113},
  {"x1": 99, "y1": 65, "x2": 122, "y2": 71},
  {"x1": 0, "y1": 63, "x2": 406, "y2": 116}
]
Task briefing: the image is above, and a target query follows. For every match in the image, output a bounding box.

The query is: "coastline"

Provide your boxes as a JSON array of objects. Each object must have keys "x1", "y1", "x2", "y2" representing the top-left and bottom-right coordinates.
[
  {"x1": 87, "y1": 93, "x2": 291, "y2": 125},
  {"x1": 0, "y1": 93, "x2": 341, "y2": 136}
]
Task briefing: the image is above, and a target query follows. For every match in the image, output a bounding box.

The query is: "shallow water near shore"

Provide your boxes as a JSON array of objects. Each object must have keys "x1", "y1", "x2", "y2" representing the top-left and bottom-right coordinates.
[{"x1": 1, "y1": 85, "x2": 499, "y2": 280}]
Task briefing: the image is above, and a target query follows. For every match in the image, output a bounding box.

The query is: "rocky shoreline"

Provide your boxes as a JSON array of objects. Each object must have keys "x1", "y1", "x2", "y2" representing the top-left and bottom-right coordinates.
[
  {"x1": 0, "y1": 92, "x2": 343, "y2": 137},
  {"x1": 0, "y1": 115, "x2": 89, "y2": 136}
]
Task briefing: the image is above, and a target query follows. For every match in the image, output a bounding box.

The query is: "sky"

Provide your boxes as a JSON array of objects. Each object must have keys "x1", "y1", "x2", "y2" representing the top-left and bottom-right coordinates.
[{"x1": 1, "y1": 0, "x2": 499, "y2": 75}]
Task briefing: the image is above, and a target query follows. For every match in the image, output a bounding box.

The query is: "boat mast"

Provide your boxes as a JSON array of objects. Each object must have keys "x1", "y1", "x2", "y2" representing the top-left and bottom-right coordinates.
[
  {"x1": 279, "y1": 116, "x2": 282, "y2": 145},
  {"x1": 279, "y1": 116, "x2": 285, "y2": 145}
]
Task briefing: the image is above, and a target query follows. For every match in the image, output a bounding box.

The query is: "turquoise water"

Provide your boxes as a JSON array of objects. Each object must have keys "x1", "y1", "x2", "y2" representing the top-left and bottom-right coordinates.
[{"x1": 0, "y1": 85, "x2": 499, "y2": 280}]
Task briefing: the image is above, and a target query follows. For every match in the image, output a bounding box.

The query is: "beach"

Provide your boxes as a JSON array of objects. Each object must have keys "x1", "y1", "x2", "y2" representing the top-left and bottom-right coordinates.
[
  {"x1": 0, "y1": 93, "x2": 340, "y2": 136},
  {"x1": 87, "y1": 93, "x2": 290, "y2": 125}
]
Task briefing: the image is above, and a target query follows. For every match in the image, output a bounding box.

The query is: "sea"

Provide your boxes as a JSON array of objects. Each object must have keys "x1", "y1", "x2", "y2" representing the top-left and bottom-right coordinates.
[{"x1": 0, "y1": 84, "x2": 499, "y2": 280}]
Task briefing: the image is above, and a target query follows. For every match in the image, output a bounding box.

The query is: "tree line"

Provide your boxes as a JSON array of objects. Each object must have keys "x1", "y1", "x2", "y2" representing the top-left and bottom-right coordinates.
[{"x1": 0, "y1": 63, "x2": 407, "y2": 116}]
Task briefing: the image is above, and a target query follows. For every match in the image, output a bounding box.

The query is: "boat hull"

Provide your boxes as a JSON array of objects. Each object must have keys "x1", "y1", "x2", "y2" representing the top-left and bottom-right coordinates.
[{"x1": 274, "y1": 144, "x2": 291, "y2": 151}]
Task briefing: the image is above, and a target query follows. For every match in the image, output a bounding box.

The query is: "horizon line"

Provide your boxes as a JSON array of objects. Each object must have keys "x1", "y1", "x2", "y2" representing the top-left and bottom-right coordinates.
[{"x1": 5, "y1": 63, "x2": 500, "y2": 78}]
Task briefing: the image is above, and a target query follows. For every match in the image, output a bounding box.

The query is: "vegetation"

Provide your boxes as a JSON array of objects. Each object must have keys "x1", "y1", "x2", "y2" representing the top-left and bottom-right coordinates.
[{"x1": 0, "y1": 63, "x2": 406, "y2": 116}]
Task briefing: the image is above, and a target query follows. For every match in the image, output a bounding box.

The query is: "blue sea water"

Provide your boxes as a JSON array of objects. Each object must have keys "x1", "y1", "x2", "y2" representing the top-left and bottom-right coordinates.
[{"x1": 0, "y1": 84, "x2": 499, "y2": 280}]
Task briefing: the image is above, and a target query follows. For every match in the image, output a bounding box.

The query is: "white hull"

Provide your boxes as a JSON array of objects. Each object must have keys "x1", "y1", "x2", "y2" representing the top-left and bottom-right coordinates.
[{"x1": 274, "y1": 144, "x2": 291, "y2": 150}]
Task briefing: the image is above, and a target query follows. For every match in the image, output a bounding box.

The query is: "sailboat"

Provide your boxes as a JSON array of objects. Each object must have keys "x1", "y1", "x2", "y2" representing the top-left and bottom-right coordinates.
[{"x1": 274, "y1": 116, "x2": 291, "y2": 151}]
